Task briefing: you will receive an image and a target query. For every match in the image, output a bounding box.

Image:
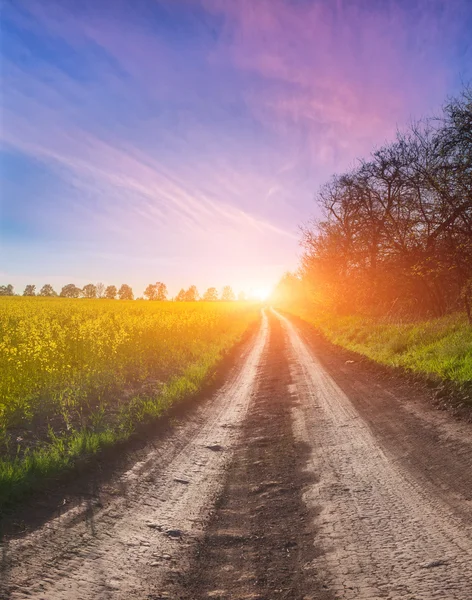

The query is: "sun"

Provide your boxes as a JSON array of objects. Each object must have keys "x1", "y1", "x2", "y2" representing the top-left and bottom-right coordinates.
[{"x1": 252, "y1": 286, "x2": 272, "y2": 302}]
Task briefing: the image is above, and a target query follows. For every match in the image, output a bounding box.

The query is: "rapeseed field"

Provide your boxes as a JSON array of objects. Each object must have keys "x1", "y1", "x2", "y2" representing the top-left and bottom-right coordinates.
[{"x1": 0, "y1": 297, "x2": 259, "y2": 505}]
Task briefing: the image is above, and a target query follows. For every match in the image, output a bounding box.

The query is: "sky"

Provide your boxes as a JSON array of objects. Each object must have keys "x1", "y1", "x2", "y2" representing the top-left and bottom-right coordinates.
[{"x1": 1, "y1": 0, "x2": 471, "y2": 298}]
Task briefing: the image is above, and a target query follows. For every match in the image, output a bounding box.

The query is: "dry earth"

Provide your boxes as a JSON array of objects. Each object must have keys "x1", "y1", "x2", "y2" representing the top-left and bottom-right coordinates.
[{"x1": 1, "y1": 309, "x2": 471, "y2": 599}]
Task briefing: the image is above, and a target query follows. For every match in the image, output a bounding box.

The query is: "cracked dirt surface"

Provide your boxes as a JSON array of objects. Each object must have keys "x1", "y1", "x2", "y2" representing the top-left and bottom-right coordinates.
[{"x1": 1, "y1": 309, "x2": 472, "y2": 599}]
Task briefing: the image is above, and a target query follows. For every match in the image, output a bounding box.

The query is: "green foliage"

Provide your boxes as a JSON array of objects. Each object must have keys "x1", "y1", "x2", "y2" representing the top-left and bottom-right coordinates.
[{"x1": 0, "y1": 297, "x2": 259, "y2": 505}]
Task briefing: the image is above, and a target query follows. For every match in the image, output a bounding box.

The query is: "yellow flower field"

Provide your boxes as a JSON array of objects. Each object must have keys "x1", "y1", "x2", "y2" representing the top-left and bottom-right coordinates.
[{"x1": 0, "y1": 297, "x2": 260, "y2": 505}]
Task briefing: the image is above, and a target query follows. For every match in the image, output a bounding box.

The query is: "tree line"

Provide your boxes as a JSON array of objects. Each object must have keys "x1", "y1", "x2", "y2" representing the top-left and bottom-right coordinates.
[
  {"x1": 0, "y1": 282, "x2": 243, "y2": 301},
  {"x1": 283, "y1": 86, "x2": 472, "y2": 322}
]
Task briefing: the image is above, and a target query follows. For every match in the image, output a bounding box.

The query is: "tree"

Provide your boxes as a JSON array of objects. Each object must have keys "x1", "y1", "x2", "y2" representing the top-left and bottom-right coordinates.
[
  {"x1": 105, "y1": 285, "x2": 117, "y2": 300},
  {"x1": 144, "y1": 282, "x2": 167, "y2": 301},
  {"x1": 118, "y1": 284, "x2": 134, "y2": 300},
  {"x1": 23, "y1": 284, "x2": 36, "y2": 296},
  {"x1": 144, "y1": 283, "x2": 158, "y2": 301},
  {"x1": 184, "y1": 285, "x2": 199, "y2": 302},
  {"x1": 96, "y1": 282, "x2": 106, "y2": 298},
  {"x1": 0, "y1": 284, "x2": 14, "y2": 296},
  {"x1": 39, "y1": 284, "x2": 56, "y2": 297},
  {"x1": 221, "y1": 285, "x2": 235, "y2": 302},
  {"x1": 175, "y1": 288, "x2": 186, "y2": 301},
  {"x1": 82, "y1": 283, "x2": 97, "y2": 299},
  {"x1": 156, "y1": 282, "x2": 168, "y2": 301},
  {"x1": 238, "y1": 291, "x2": 247, "y2": 302},
  {"x1": 60, "y1": 284, "x2": 81, "y2": 298},
  {"x1": 202, "y1": 287, "x2": 218, "y2": 301},
  {"x1": 297, "y1": 85, "x2": 472, "y2": 320}
]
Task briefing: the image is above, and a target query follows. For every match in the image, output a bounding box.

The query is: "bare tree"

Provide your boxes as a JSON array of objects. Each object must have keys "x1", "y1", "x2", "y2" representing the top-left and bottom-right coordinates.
[{"x1": 96, "y1": 282, "x2": 106, "y2": 298}]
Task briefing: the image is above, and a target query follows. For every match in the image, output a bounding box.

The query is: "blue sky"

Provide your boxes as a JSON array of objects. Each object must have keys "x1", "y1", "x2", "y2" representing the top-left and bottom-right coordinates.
[{"x1": 1, "y1": 0, "x2": 471, "y2": 297}]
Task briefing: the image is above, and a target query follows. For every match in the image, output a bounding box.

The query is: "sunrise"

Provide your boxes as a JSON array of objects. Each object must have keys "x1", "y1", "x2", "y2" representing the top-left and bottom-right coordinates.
[{"x1": 1, "y1": 1, "x2": 472, "y2": 598}]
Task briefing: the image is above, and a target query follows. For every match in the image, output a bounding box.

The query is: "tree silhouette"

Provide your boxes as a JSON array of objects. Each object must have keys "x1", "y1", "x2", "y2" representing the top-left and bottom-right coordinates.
[
  {"x1": 156, "y1": 282, "x2": 167, "y2": 301},
  {"x1": 202, "y1": 287, "x2": 218, "y2": 301},
  {"x1": 184, "y1": 285, "x2": 199, "y2": 301},
  {"x1": 118, "y1": 284, "x2": 134, "y2": 300},
  {"x1": 144, "y1": 283, "x2": 158, "y2": 301},
  {"x1": 144, "y1": 282, "x2": 167, "y2": 301},
  {"x1": 82, "y1": 283, "x2": 97, "y2": 299},
  {"x1": 105, "y1": 285, "x2": 117, "y2": 300},
  {"x1": 0, "y1": 284, "x2": 14, "y2": 296},
  {"x1": 39, "y1": 284, "x2": 56, "y2": 297},
  {"x1": 60, "y1": 284, "x2": 81, "y2": 298},
  {"x1": 221, "y1": 285, "x2": 235, "y2": 301},
  {"x1": 298, "y1": 85, "x2": 472, "y2": 321},
  {"x1": 23, "y1": 284, "x2": 36, "y2": 296}
]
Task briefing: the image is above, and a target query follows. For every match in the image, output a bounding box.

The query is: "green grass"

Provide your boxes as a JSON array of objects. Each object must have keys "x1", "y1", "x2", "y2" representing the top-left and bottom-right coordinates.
[
  {"x1": 0, "y1": 298, "x2": 260, "y2": 508},
  {"x1": 283, "y1": 305, "x2": 472, "y2": 383}
]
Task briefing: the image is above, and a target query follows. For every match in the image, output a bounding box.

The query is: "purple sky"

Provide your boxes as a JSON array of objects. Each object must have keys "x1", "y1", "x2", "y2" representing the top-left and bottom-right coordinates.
[{"x1": 1, "y1": 0, "x2": 471, "y2": 297}]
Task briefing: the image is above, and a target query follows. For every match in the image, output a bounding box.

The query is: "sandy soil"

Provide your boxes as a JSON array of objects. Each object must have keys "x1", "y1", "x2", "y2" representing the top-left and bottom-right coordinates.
[{"x1": 1, "y1": 309, "x2": 471, "y2": 599}]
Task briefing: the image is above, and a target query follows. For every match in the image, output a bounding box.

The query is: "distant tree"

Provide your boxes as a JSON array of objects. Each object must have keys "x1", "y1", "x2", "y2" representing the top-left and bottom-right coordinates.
[
  {"x1": 39, "y1": 284, "x2": 57, "y2": 297},
  {"x1": 60, "y1": 283, "x2": 81, "y2": 298},
  {"x1": 82, "y1": 283, "x2": 97, "y2": 299},
  {"x1": 105, "y1": 285, "x2": 117, "y2": 300},
  {"x1": 175, "y1": 288, "x2": 186, "y2": 301},
  {"x1": 96, "y1": 282, "x2": 106, "y2": 298},
  {"x1": 23, "y1": 284, "x2": 36, "y2": 296},
  {"x1": 0, "y1": 284, "x2": 14, "y2": 296},
  {"x1": 118, "y1": 284, "x2": 134, "y2": 300},
  {"x1": 221, "y1": 285, "x2": 235, "y2": 302},
  {"x1": 144, "y1": 283, "x2": 158, "y2": 300},
  {"x1": 156, "y1": 282, "x2": 168, "y2": 301},
  {"x1": 184, "y1": 285, "x2": 199, "y2": 302},
  {"x1": 202, "y1": 287, "x2": 218, "y2": 301},
  {"x1": 238, "y1": 291, "x2": 247, "y2": 302},
  {"x1": 145, "y1": 282, "x2": 168, "y2": 301}
]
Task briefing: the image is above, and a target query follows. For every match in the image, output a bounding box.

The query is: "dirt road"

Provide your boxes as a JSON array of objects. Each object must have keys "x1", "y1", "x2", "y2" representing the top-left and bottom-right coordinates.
[{"x1": 1, "y1": 310, "x2": 472, "y2": 599}]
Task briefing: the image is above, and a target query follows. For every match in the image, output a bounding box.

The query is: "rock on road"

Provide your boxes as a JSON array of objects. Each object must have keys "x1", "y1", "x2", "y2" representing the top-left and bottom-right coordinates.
[{"x1": 1, "y1": 310, "x2": 471, "y2": 599}]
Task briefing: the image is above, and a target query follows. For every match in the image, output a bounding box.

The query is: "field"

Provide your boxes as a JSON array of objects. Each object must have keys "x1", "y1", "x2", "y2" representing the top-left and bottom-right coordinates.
[
  {"x1": 281, "y1": 305, "x2": 472, "y2": 384},
  {"x1": 0, "y1": 297, "x2": 260, "y2": 505}
]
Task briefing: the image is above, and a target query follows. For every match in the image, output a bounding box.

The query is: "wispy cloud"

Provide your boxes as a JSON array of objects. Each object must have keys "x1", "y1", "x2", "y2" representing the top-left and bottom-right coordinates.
[{"x1": 2, "y1": 0, "x2": 471, "y2": 291}]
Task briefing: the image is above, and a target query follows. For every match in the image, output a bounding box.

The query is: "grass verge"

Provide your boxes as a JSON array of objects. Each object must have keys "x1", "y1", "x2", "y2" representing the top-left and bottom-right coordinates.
[{"x1": 281, "y1": 305, "x2": 472, "y2": 384}]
